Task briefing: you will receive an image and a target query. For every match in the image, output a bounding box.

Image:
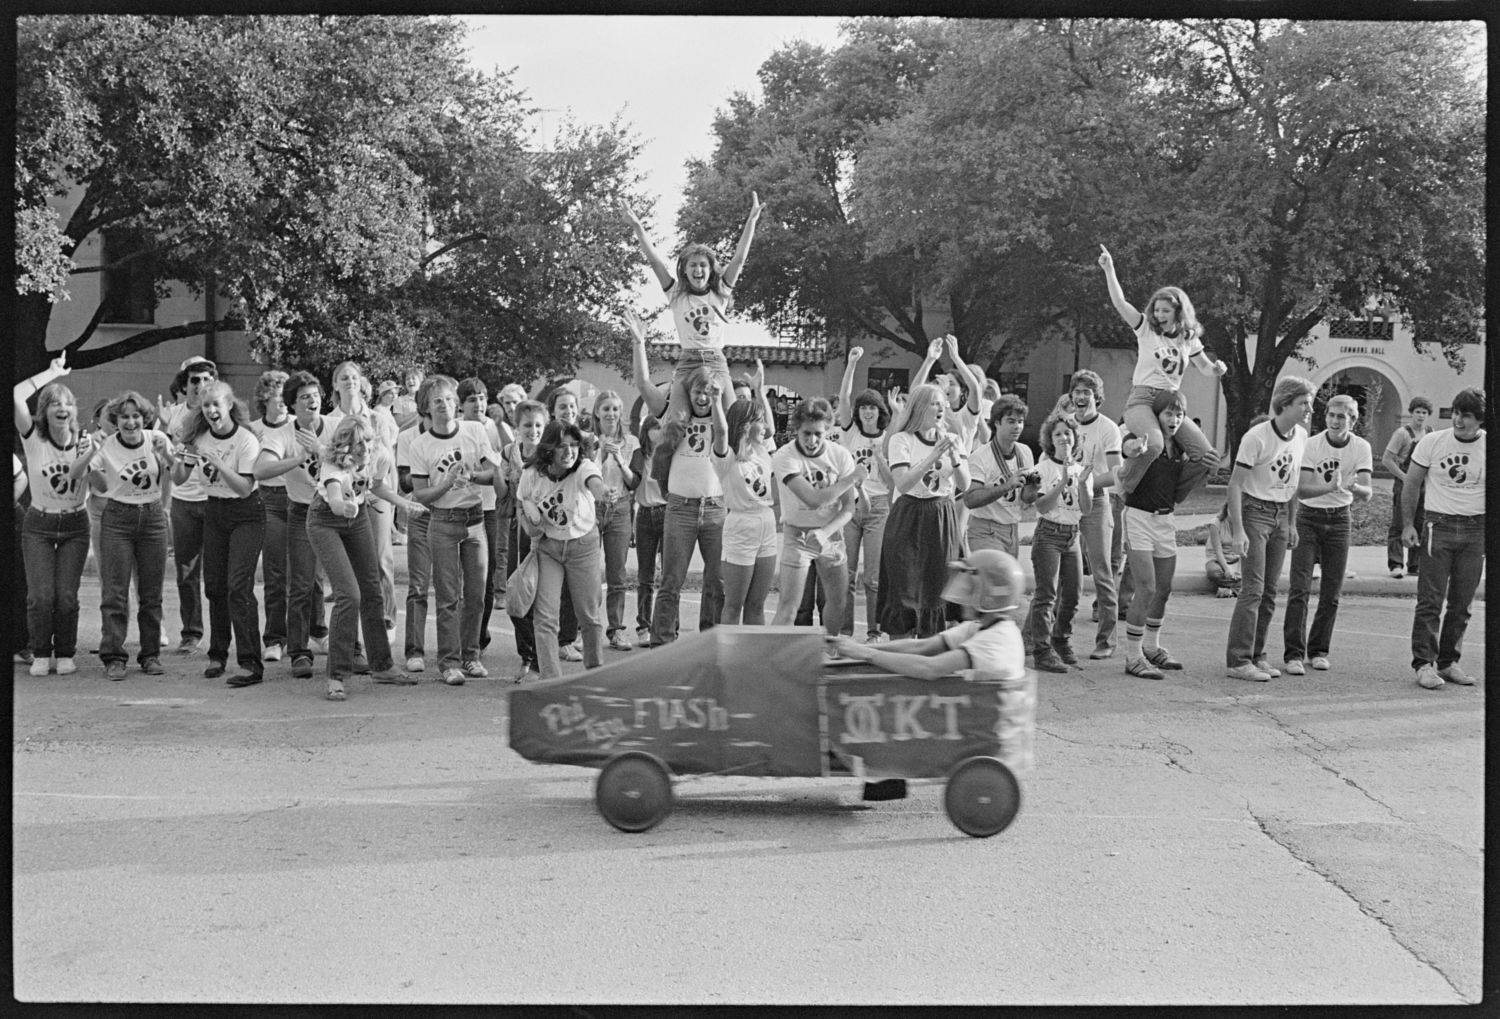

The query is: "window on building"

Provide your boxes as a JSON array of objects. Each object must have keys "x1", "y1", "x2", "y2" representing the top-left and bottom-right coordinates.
[
  {"x1": 865, "y1": 367, "x2": 908, "y2": 397},
  {"x1": 996, "y1": 372, "x2": 1030, "y2": 403},
  {"x1": 100, "y1": 228, "x2": 157, "y2": 325}
]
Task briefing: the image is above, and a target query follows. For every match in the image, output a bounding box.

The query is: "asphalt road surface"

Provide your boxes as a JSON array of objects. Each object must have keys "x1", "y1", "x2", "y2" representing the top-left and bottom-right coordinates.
[{"x1": 12, "y1": 579, "x2": 1484, "y2": 1004}]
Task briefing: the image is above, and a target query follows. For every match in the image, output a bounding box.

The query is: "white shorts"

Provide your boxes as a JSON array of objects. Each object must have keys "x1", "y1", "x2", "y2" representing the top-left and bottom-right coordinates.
[
  {"x1": 722, "y1": 507, "x2": 778, "y2": 566},
  {"x1": 780, "y1": 522, "x2": 848, "y2": 569},
  {"x1": 1124, "y1": 507, "x2": 1177, "y2": 559}
]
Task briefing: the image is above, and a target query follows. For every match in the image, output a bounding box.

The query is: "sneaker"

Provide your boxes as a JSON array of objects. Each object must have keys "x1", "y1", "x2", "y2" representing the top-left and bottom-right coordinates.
[
  {"x1": 1415, "y1": 663, "x2": 1443, "y2": 690},
  {"x1": 607, "y1": 631, "x2": 634, "y2": 652},
  {"x1": 263, "y1": 643, "x2": 283, "y2": 663},
  {"x1": 635, "y1": 628, "x2": 652, "y2": 648},
  {"x1": 1032, "y1": 650, "x2": 1069, "y2": 674},
  {"x1": 226, "y1": 671, "x2": 263, "y2": 688},
  {"x1": 176, "y1": 636, "x2": 201, "y2": 655},
  {"x1": 405, "y1": 656, "x2": 425, "y2": 674},
  {"x1": 864, "y1": 632, "x2": 890, "y2": 644},
  {"x1": 1439, "y1": 663, "x2": 1477, "y2": 686},
  {"x1": 558, "y1": 643, "x2": 584, "y2": 663},
  {"x1": 1089, "y1": 643, "x2": 1115, "y2": 660},
  {"x1": 105, "y1": 661, "x2": 128, "y2": 681},
  {"x1": 1226, "y1": 663, "x2": 1272, "y2": 682},
  {"x1": 1125, "y1": 655, "x2": 1164, "y2": 680},
  {"x1": 14, "y1": 650, "x2": 34, "y2": 665},
  {"x1": 1309, "y1": 656, "x2": 1331, "y2": 671},
  {"x1": 1253, "y1": 658, "x2": 1281, "y2": 678},
  {"x1": 1144, "y1": 646, "x2": 1183, "y2": 670},
  {"x1": 1388, "y1": 568, "x2": 1405, "y2": 579},
  {"x1": 1052, "y1": 643, "x2": 1078, "y2": 666},
  {"x1": 291, "y1": 655, "x2": 314, "y2": 678},
  {"x1": 55, "y1": 657, "x2": 77, "y2": 675},
  {"x1": 463, "y1": 660, "x2": 489, "y2": 678},
  {"x1": 1214, "y1": 587, "x2": 1236, "y2": 598},
  {"x1": 204, "y1": 659, "x2": 227, "y2": 679},
  {"x1": 442, "y1": 667, "x2": 466, "y2": 686},
  {"x1": 326, "y1": 678, "x2": 346, "y2": 701},
  {"x1": 1283, "y1": 659, "x2": 1306, "y2": 676},
  {"x1": 352, "y1": 654, "x2": 370, "y2": 675},
  {"x1": 513, "y1": 661, "x2": 539, "y2": 684},
  {"x1": 141, "y1": 657, "x2": 165, "y2": 676},
  {"x1": 29, "y1": 657, "x2": 51, "y2": 677},
  {"x1": 311, "y1": 634, "x2": 329, "y2": 655},
  {"x1": 372, "y1": 668, "x2": 418, "y2": 685}
]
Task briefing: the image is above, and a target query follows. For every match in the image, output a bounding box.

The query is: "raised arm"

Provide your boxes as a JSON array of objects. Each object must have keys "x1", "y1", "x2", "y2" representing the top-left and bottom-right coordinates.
[
  {"x1": 624, "y1": 309, "x2": 669, "y2": 419},
  {"x1": 910, "y1": 338, "x2": 944, "y2": 391},
  {"x1": 709, "y1": 395, "x2": 729, "y2": 457},
  {"x1": 943, "y1": 335, "x2": 982, "y2": 414},
  {"x1": 835, "y1": 346, "x2": 863, "y2": 430},
  {"x1": 1097, "y1": 245, "x2": 1142, "y2": 328},
  {"x1": 15, "y1": 351, "x2": 71, "y2": 436},
  {"x1": 623, "y1": 202, "x2": 675, "y2": 291},
  {"x1": 721, "y1": 191, "x2": 762, "y2": 288}
]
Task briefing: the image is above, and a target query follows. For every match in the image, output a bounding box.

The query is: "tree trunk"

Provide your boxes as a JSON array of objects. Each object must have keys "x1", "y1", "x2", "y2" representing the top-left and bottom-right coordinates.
[{"x1": 15, "y1": 292, "x2": 56, "y2": 379}]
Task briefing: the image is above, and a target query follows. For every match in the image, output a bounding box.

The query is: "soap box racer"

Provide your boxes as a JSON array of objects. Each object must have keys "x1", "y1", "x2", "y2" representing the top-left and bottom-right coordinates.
[{"x1": 510, "y1": 609, "x2": 1036, "y2": 837}]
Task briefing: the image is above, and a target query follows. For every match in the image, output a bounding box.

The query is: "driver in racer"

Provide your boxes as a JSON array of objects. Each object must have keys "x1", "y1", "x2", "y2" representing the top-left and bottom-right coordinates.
[{"x1": 832, "y1": 549, "x2": 1035, "y2": 786}]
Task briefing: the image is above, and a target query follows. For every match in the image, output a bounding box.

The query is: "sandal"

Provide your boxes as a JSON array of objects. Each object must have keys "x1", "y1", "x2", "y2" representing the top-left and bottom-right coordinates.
[
  {"x1": 326, "y1": 678, "x2": 347, "y2": 701},
  {"x1": 1125, "y1": 656, "x2": 1164, "y2": 680}
]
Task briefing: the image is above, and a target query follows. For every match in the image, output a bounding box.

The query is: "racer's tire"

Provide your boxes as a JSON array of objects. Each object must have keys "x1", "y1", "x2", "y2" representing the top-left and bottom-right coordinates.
[
  {"x1": 596, "y1": 751, "x2": 674, "y2": 833},
  {"x1": 943, "y1": 756, "x2": 1021, "y2": 838}
]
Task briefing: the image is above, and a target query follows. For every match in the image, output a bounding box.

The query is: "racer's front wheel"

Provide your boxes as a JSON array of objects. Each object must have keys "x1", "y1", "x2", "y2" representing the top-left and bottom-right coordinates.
[
  {"x1": 944, "y1": 756, "x2": 1021, "y2": 838},
  {"x1": 595, "y1": 752, "x2": 674, "y2": 833}
]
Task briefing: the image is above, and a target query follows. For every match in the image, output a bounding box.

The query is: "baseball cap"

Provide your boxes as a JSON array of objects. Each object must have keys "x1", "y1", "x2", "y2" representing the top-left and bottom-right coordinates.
[
  {"x1": 180, "y1": 355, "x2": 218, "y2": 373},
  {"x1": 378, "y1": 380, "x2": 400, "y2": 397}
]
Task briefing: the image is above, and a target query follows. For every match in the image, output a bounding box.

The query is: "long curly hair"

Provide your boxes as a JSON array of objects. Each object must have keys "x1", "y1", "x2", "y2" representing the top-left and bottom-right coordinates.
[
  {"x1": 525, "y1": 420, "x2": 587, "y2": 479},
  {"x1": 105, "y1": 390, "x2": 158, "y2": 430},
  {"x1": 673, "y1": 242, "x2": 731, "y2": 299},
  {"x1": 1144, "y1": 286, "x2": 1200, "y2": 340},
  {"x1": 1038, "y1": 410, "x2": 1080, "y2": 463},
  {"x1": 34, "y1": 382, "x2": 82, "y2": 445},
  {"x1": 178, "y1": 381, "x2": 249, "y2": 447},
  {"x1": 323, "y1": 415, "x2": 374, "y2": 473}
]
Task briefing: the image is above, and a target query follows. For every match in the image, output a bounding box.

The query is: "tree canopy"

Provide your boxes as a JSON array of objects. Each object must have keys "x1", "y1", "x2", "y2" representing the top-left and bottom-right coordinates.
[
  {"x1": 681, "y1": 17, "x2": 1485, "y2": 447},
  {"x1": 15, "y1": 15, "x2": 649, "y2": 383}
]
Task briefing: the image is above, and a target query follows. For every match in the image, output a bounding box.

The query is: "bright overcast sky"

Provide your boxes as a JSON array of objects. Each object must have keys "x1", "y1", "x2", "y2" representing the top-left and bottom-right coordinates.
[{"x1": 460, "y1": 15, "x2": 848, "y2": 339}]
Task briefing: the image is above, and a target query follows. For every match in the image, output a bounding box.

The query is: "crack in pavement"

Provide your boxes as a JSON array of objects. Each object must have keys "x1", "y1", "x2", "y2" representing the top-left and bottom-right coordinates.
[
  {"x1": 1242, "y1": 702, "x2": 1402, "y2": 820},
  {"x1": 1244, "y1": 803, "x2": 1468, "y2": 1002}
]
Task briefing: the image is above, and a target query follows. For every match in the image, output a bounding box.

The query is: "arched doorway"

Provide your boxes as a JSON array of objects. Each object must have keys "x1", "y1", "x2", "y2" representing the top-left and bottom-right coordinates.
[{"x1": 1312, "y1": 365, "x2": 1402, "y2": 459}]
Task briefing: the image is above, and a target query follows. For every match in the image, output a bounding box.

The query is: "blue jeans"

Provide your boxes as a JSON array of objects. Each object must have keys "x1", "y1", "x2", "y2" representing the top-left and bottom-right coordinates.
[
  {"x1": 307, "y1": 501, "x2": 392, "y2": 679},
  {"x1": 204, "y1": 494, "x2": 265, "y2": 674},
  {"x1": 507, "y1": 515, "x2": 537, "y2": 668},
  {"x1": 840, "y1": 492, "x2": 890, "y2": 637},
  {"x1": 169, "y1": 497, "x2": 206, "y2": 642},
  {"x1": 285, "y1": 499, "x2": 327, "y2": 660},
  {"x1": 98, "y1": 500, "x2": 168, "y2": 666},
  {"x1": 260, "y1": 487, "x2": 290, "y2": 647},
  {"x1": 1225, "y1": 494, "x2": 1290, "y2": 668},
  {"x1": 480, "y1": 507, "x2": 500, "y2": 648},
  {"x1": 429, "y1": 505, "x2": 487, "y2": 668},
  {"x1": 634, "y1": 503, "x2": 665, "y2": 633},
  {"x1": 597, "y1": 497, "x2": 633, "y2": 635},
  {"x1": 1079, "y1": 491, "x2": 1118, "y2": 651},
  {"x1": 534, "y1": 533, "x2": 606, "y2": 679},
  {"x1": 404, "y1": 508, "x2": 432, "y2": 659},
  {"x1": 1283, "y1": 504, "x2": 1350, "y2": 662},
  {"x1": 22, "y1": 507, "x2": 90, "y2": 658},
  {"x1": 1026, "y1": 518, "x2": 1081, "y2": 653},
  {"x1": 1410, "y1": 512, "x2": 1484, "y2": 669},
  {"x1": 651, "y1": 493, "x2": 725, "y2": 645}
]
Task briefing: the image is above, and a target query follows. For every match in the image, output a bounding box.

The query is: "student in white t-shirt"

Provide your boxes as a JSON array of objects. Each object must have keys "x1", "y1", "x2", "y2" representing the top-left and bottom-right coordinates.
[
  {"x1": 458, "y1": 377, "x2": 505, "y2": 654},
  {"x1": 171, "y1": 381, "x2": 265, "y2": 687},
  {"x1": 517, "y1": 420, "x2": 609, "y2": 679},
  {"x1": 89, "y1": 390, "x2": 175, "y2": 679},
  {"x1": 591, "y1": 390, "x2": 640, "y2": 650},
  {"x1": 832, "y1": 346, "x2": 896, "y2": 642},
  {"x1": 1021, "y1": 410, "x2": 1093, "y2": 673},
  {"x1": 326, "y1": 360, "x2": 400, "y2": 636},
  {"x1": 1281, "y1": 394, "x2": 1373, "y2": 676},
  {"x1": 14, "y1": 352, "x2": 94, "y2": 677},
  {"x1": 1403, "y1": 387, "x2": 1485, "y2": 690},
  {"x1": 770, "y1": 398, "x2": 863, "y2": 639},
  {"x1": 501, "y1": 400, "x2": 551, "y2": 682},
  {"x1": 1097, "y1": 244, "x2": 1227, "y2": 495},
  {"x1": 712, "y1": 397, "x2": 779, "y2": 625},
  {"x1": 1224, "y1": 375, "x2": 1314, "y2": 682},
  {"x1": 249, "y1": 370, "x2": 291, "y2": 665},
  {"x1": 623, "y1": 193, "x2": 761, "y2": 420}
]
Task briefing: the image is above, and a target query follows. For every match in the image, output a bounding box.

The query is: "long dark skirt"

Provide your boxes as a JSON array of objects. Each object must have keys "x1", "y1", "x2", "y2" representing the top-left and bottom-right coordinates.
[{"x1": 875, "y1": 494, "x2": 958, "y2": 638}]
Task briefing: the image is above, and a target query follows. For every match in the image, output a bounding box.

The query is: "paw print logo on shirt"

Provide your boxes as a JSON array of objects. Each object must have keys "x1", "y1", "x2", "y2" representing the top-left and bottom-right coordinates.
[
  {"x1": 686, "y1": 421, "x2": 710, "y2": 453},
  {"x1": 922, "y1": 466, "x2": 945, "y2": 493},
  {"x1": 1059, "y1": 468, "x2": 1079, "y2": 510},
  {"x1": 434, "y1": 448, "x2": 466, "y2": 478},
  {"x1": 853, "y1": 446, "x2": 875, "y2": 472},
  {"x1": 303, "y1": 452, "x2": 321, "y2": 481},
  {"x1": 540, "y1": 489, "x2": 569, "y2": 528},
  {"x1": 1438, "y1": 453, "x2": 1472, "y2": 484},
  {"x1": 1153, "y1": 344, "x2": 1184, "y2": 380},
  {"x1": 1314, "y1": 457, "x2": 1341, "y2": 484},
  {"x1": 802, "y1": 465, "x2": 830, "y2": 489},
  {"x1": 43, "y1": 461, "x2": 76, "y2": 496},
  {"x1": 684, "y1": 304, "x2": 716, "y2": 338},
  {"x1": 1271, "y1": 450, "x2": 1295, "y2": 487},
  {"x1": 198, "y1": 457, "x2": 221, "y2": 486},
  {"x1": 121, "y1": 456, "x2": 156, "y2": 492},
  {"x1": 740, "y1": 460, "x2": 769, "y2": 500}
]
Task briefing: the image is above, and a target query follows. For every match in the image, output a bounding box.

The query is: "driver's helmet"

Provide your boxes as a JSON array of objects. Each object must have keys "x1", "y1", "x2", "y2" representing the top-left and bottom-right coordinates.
[{"x1": 941, "y1": 549, "x2": 1024, "y2": 614}]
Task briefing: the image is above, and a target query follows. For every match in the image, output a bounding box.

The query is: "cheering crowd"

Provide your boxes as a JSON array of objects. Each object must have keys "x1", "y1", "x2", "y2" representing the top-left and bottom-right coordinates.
[{"x1": 13, "y1": 198, "x2": 1487, "y2": 701}]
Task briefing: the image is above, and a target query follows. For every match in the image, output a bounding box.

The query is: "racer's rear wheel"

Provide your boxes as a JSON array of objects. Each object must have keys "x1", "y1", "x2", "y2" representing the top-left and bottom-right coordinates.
[
  {"x1": 596, "y1": 752, "x2": 674, "y2": 833},
  {"x1": 944, "y1": 756, "x2": 1020, "y2": 838}
]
